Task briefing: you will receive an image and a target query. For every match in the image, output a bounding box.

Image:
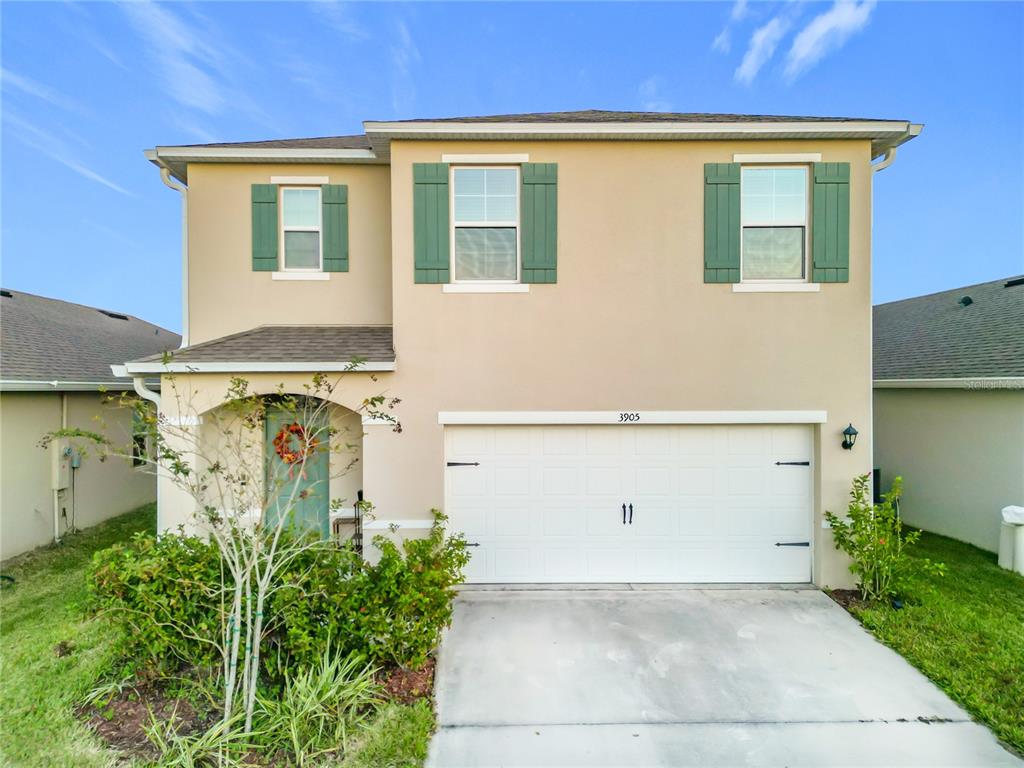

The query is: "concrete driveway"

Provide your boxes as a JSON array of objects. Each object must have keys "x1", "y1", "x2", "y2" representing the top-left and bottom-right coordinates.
[{"x1": 428, "y1": 588, "x2": 1021, "y2": 767}]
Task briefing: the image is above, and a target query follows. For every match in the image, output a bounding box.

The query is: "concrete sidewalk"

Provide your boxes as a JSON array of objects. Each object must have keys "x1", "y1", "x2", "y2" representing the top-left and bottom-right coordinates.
[{"x1": 428, "y1": 589, "x2": 1020, "y2": 767}]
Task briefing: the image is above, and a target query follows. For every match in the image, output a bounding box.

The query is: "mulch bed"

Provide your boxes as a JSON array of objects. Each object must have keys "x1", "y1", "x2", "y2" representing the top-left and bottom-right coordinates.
[
  {"x1": 78, "y1": 681, "x2": 211, "y2": 762},
  {"x1": 379, "y1": 657, "x2": 435, "y2": 704},
  {"x1": 826, "y1": 588, "x2": 864, "y2": 611}
]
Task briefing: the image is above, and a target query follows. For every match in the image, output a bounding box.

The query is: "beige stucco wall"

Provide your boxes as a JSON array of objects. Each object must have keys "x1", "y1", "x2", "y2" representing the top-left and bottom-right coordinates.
[
  {"x1": 0, "y1": 392, "x2": 156, "y2": 561},
  {"x1": 186, "y1": 163, "x2": 392, "y2": 345},
  {"x1": 874, "y1": 388, "x2": 1024, "y2": 552},
  {"x1": 162, "y1": 137, "x2": 880, "y2": 586}
]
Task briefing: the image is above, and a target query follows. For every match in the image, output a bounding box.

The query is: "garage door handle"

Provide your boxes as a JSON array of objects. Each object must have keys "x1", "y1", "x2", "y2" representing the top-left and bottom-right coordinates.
[
  {"x1": 775, "y1": 541, "x2": 810, "y2": 547},
  {"x1": 465, "y1": 542, "x2": 481, "y2": 547},
  {"x1": 629, "y1": 503, "x2": 633, "y2": 525},
  {"x1": 622, "y1": 503, "x2": 627, "y2": 525}
]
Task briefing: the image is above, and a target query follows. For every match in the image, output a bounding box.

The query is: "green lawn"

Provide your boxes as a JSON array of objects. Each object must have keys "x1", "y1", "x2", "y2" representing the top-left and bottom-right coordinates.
[
  {"x1": 0, "y1": 504, "x2": 156, "y2": 768},
  {"x1": 846, "y1": 531, "x2": 1024, "y2": 754},
  {"x1": 0, "y1": 504, "x2": 435, "y2": 768}
]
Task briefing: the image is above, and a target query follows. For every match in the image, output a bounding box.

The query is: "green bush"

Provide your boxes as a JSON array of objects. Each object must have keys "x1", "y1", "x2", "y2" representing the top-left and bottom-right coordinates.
[
  {"x1": 89, "y1": 511, "x2": 468, "y2": 678},
  {"x1": 825, "y1": 474, "x2": 945, "y2": 601}
]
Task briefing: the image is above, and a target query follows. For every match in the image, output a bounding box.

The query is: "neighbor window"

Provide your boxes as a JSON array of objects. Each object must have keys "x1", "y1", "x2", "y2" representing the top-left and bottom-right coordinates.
[
  {"x1": 281, "y1": 187, "x2": 322, "y2": 270},
  {"x1": 131, "y1": 408, "x2": 148, "y2": 468},
  {"x1": 452, "y1": 167, "x2": 519, "y2": 282},
  {"x1": 741, "y1": 167, "x2": 808, "y2": 281}
]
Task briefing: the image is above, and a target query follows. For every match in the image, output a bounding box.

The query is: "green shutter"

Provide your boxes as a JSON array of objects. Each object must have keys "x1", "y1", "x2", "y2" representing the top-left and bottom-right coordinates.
[
  {"x1": 252, "y1": 184, "x2": 278, "y2": 271},
  {"x1": 322, "y1": 184, "x2": 349, "y2": 272},
  {"x1": 521, "y1": 163, "x2": 558, "y2": 283},
  {"x1": 703, "y1": 163, "x2": 741, "y2": 283},
  {"x1": 812, "y1": 162, "x2": 851, "y2": 283},
  {"x1": 413, "y1": 163, "x2": 450, "y2": 283}
]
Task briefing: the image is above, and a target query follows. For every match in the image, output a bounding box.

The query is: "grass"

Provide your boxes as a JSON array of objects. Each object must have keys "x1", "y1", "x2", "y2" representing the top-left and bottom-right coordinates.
[
  {"x1": 0, "y1": 504, "x2": 437, "y2": 768},
  {"x1": 845, "y1": 531, "x2": 1024, "y2": 754},
  {"x1": 0, "y1": 504, "x2": 156, "y2": 768}
]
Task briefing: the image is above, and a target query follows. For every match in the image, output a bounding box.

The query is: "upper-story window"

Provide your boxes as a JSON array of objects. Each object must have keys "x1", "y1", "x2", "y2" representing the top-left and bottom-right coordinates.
[
  {"x1": 452, "y1": 167, "x2": 519, "y2": 282},
  {"x1": 741, "y1": 166, "x2": 808, "y2": 281},
  {"x1": 281, "y1": 187, "x2": 322, "y2": 271}
]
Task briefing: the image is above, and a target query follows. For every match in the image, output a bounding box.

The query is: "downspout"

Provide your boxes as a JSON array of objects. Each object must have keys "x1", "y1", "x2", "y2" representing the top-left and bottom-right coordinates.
[
  {"x1": 159, "y1": 166, "x2": 189, "y2": 347},
  {"x1": 53, "y1": 392, "x2": 68, "y2": 544},
  {"x1": 132, "y1": 376, "x2": 164, "y2": 531},
  {"x1": 872, "y1": 147, "x2": 897, "y2": 174}
]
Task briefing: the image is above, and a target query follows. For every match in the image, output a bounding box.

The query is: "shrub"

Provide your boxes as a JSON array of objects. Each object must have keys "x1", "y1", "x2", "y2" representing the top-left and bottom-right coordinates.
[
  {"x1": 90, "y1": 530, "x2": 222, "y2": 672},
  {"x1": 825, "y1": 474, "x2": 945, "y2": 601},
  {"x1": 90, "y1": 511, "x2": 468, "y2": 679}
]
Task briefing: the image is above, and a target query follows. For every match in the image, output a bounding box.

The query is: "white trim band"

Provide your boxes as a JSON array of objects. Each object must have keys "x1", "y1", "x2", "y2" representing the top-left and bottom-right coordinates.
[
  {"x1": 271, "y1": 271, "x2": 330, "y2": 281},
  {"x1": 120, "y1": 361, "x2": 396, "y2": 374},
  {"x1": 438, "y1": 410, "x2": 829, "y2": 425},
  {"x1": 732, "y1": 283, "x2": 821, "y2": 293},
  {"x1": 441, "y1": 153, "x2": 530, "y2": 163},
  {"x1": 874, "y1": 378, "x2": 1024, "y2": 390},
  {"x1": 733, "y1": 153, "x2": 822, "y2": 163},
  {"x1": 442, "y1": 283, "x2": 530, "y2": 293}
]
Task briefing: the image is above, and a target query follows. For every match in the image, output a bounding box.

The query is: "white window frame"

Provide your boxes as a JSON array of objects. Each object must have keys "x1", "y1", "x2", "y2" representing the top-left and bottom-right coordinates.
[
  {"x1": 739, "y1": 164, "x2": 810, "y2": 284},
  {"x1": 279, "y1": 186, "x2": 323, "y2": 272},
  {"x1": 450, "y1": 165, "x2": 521, "y2": 285}
]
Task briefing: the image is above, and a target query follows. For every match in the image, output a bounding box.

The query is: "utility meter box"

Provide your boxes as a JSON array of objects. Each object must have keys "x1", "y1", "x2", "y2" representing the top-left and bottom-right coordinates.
[{"x1": 51, "y1": 441, "x2": 71, "y2": 491}]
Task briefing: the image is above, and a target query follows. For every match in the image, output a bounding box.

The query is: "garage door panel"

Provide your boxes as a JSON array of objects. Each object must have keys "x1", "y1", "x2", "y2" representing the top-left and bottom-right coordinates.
[{"x1": 446, "y1": 424, "x2": 812, "y2": 584}]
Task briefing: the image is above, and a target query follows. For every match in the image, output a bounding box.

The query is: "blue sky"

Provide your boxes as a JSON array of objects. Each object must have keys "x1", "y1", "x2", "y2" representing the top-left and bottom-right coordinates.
[{"x1": 2, "y1": 1, "x2": 1021, "y2": 333}]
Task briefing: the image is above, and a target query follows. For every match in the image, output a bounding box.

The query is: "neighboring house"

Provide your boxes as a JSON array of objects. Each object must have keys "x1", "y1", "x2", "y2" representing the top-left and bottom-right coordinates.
[
  {"x1": 873, "y1": 277, "x2": 1024, "y2": 552},
  {"x1": 124, "y1": 110, "x2": 923, "y2": 587},
  {"x1": 0, "y1": 290, "x2": 180, "y2": 560}
]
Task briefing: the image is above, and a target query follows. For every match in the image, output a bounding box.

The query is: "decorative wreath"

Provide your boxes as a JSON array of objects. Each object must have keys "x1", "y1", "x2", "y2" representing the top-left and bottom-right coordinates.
[{"x1": 273, "y1": 422, "x2": 320, "y2": 465}]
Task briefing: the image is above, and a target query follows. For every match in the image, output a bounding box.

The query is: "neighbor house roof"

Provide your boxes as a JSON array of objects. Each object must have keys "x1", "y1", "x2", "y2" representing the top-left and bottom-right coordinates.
[
  {"x1": 0, "y1": 289, "x2": 180, "y2": 391},
  {"x1": 148, "y1": 110, "x2": 923, "y2": 183},
  {"x1": 122, "y1": 325, "x2": 395, "y2": 374},
  {"x1": 873, "y1": 277, "x2": 1024, "y2": 383}
]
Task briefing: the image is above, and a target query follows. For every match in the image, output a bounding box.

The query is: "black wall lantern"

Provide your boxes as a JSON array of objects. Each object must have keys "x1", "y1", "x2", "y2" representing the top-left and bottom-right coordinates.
[{"x1": 841, "y1": 423, "x2": 859, "y2": 450}]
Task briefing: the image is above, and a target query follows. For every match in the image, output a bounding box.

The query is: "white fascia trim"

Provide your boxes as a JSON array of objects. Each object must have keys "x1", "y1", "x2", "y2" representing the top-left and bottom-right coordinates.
[
  {"x1": 733, "y1": 153, "x2": 822, "y2": 163},
  {"x1": 732, "y1": 283, "x2": 821, "y2": 293},
  {"x1": 271, "y1": 271, "x2": 330, "y2": 281},
  {"x1": 873, "y1": 378, "x2": 1024, "y2": 390},
  {"x1": 0, "y1": 380, "x2": 135, "y2": 392},
  {"x1": 441, "y1": 153, "x2": 530, "y2": 163},
  {"x1": 270, "y1": 175, "x2": 330, "y2": 184},
  {"x1": 438, "y1": 410, "x2": 829, "y2": 425},
  {"x1": 123, "y1": 361, "x2": 396, "y2": 374},
  {"x1": 366, "y1": 120, "x2": 916, "y2": 140},
  {"x1": 442, "y1": 283, "x2": 530, "y2": 293},
  {"x1": 152, "y1": 147, "x2": 380, "y2": 163},
  {"x1": 364, "y1": 519, "x2": 434, "y2": 530}
]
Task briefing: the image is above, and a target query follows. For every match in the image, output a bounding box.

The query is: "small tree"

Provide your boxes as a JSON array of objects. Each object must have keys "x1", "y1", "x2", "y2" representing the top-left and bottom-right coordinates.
[
  {"x1": 825, "y1": 474, "x2": 945, "y2": 602},
  {"x1": 43, "y1": 366, "x2": 399, "y2": 736}
]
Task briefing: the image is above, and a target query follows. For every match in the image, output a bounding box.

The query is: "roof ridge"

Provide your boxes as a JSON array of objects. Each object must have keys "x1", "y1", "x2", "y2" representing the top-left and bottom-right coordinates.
[{"x1": 874, "y1": 275, "x2": 1024, "y2": 308}]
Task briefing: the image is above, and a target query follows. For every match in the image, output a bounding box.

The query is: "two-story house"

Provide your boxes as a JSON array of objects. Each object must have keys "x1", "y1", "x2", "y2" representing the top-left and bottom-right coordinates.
[{"x1": 120, "y1": 111, "x2": 922, "y2": 587}]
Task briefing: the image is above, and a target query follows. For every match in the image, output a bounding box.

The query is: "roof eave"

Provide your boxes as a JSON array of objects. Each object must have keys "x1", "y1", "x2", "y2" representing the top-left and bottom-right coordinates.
[
  {"x1": 0, "y1": 379, "x2": 138, "y2": 392},
  {"x1": 145, "y1": 146, "x2": 385, "y2": 184},
  {"x1": 873, "y1": 377, "x2": 1024, "y2": 389},
  {"x1": 120, "y1": 361, "x2": 396, "y2": 374}
]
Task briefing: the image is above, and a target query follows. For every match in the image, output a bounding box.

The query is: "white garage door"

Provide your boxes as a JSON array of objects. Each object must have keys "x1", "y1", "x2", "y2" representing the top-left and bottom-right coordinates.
[{"x1": 444, "y1": 424, "x2": 813, "y2": 583}]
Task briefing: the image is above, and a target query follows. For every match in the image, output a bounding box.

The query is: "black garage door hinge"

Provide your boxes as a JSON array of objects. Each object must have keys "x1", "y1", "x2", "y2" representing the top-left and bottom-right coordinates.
[{"x1": 446, "y1": 461, "x2": 480, "y2": 467}]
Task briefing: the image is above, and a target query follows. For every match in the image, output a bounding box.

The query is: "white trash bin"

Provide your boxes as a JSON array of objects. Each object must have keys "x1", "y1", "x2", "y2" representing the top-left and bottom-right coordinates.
[{"x1": 998, "y1": 505, "x2": 1024, "y2": 575}]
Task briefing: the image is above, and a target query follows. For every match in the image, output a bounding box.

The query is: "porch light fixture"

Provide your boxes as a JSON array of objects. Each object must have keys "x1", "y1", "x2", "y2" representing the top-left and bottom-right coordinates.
[{"x1": 841, "y1": 423, "x2": 859, "y2": 450}]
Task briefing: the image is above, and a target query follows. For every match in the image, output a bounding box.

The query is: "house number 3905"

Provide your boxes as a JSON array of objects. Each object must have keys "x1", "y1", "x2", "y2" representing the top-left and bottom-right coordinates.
[{"x1": 618, "y1": 412, "x2": 641, "y2": 422}]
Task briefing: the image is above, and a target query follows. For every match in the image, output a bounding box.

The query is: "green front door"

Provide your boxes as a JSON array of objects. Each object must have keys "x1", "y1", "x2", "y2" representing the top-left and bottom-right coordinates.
[{"x1": 264, "y1": 404, "x2": 330, "y2": 539}]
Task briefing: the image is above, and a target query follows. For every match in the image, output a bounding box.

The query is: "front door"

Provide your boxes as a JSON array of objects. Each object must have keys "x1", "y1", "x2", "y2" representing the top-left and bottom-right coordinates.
[{"x1": 264, "y1": 404, "x2": 330, "y2": 539}]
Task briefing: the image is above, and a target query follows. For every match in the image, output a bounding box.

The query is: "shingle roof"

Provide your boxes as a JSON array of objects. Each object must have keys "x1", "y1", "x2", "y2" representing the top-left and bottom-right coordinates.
[
  {"x1": 873, "y1": 277, "x2": 1024, "y2": 380},
  {"x1": 0, "y1": 289, "x2": 180, "y2": 388},
  {"x1": 132, "y1": 325, "x2": 394, "y2": 364},
  {"x1": 173, "y1": 134, "x2": 372, "y2": 150},
  {"x1": 383, "y1": 110, "x2": 904, "y2": 124}
]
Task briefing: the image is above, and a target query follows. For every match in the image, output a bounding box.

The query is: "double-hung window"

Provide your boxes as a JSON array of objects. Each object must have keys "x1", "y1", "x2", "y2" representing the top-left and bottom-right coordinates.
[
  {"x1": 280, "y1": 187, "x2": 322, "y2": 271},
  {"x1": 740, "y1": 166, "x2": 808, "y2": 281},
  {"x1": 452, "y1": 167, "x2": 519, "y2": 282}
]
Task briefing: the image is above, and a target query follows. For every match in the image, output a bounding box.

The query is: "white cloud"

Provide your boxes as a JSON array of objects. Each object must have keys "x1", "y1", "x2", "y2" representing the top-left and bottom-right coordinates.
[
  {"x1": 712, "y1": 28, "x2": 731, "y2": 54},
  {"x1": 4, "y1": 112, "x2": 131, "y2": 196},
  {"x1": 712, "y1": 0, "x2": 750, "y2": 53},
  {"x1": 735, "y1": 16, "x2": 790, "y2": 85},
  {"x1": 730, "y1": 0, "x2": 749, "y2": 22},
  {"x1": 390, "y1": 19, "x2": 420, "y2": 114},
  {"x1": 784, "y1": 0, "x2": 876, "y2": 80},
  {"x1": 638, "y1": 77, "x2": 672, "y2": 112},
  {"x1": 0, "y1": 68, "x2": 89, "y2": 115},
  {"x1": 310, "y1": 1, "x2": 370, "y2": 42}
]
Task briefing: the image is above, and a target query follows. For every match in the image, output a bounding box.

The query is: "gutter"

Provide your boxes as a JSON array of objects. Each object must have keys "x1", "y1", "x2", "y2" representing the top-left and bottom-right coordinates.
[
  {"x1": 0, "y1": 380, "x2": 137, "y2": 392},
  {"x1": 874, "y1": 378, "x2": 1024, "y2": 390},
  {"x1": 156, "y1": 164, "x2": 190, "y2": 347},
  {"x1": 120, "y1": 360, "x2": 396, "y2": 374}
]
